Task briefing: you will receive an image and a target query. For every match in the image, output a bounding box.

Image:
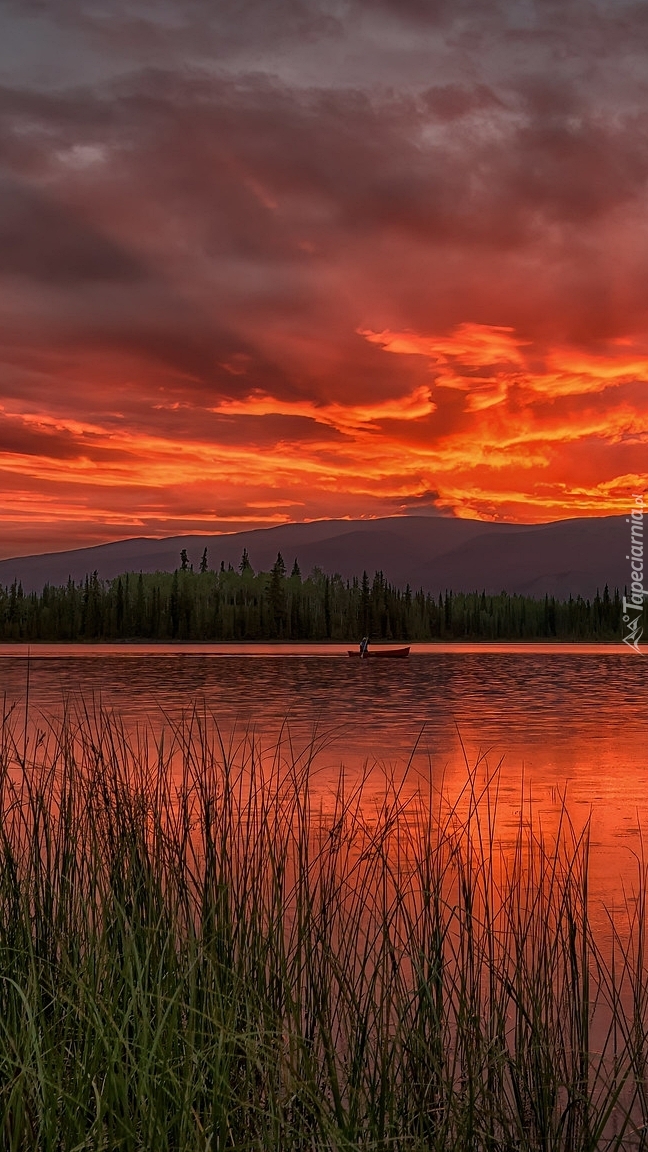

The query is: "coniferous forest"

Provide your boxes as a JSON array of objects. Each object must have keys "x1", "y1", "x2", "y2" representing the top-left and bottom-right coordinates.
[{"x1": 0, "y1": 547, "x2": 633, "y2": 643}]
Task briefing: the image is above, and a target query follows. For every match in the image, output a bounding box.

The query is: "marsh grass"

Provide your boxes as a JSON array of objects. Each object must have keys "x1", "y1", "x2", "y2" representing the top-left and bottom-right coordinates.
[{"x1": 0, "y1": 700, "x2": 646, "y2": 1150}]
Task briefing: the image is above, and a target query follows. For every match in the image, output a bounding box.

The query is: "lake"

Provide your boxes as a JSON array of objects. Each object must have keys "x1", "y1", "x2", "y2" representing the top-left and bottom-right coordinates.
[{"x1": 1, "y1": 642, "x2": 646, "y2": 917}]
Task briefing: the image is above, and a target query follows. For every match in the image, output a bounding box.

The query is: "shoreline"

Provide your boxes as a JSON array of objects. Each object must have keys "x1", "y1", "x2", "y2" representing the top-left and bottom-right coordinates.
[{"x1": 0, "y1": 640, "x2": 632, "y2": 656}]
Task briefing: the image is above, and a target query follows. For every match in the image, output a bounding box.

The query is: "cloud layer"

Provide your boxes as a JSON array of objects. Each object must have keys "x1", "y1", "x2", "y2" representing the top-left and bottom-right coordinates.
[{"x1": 0, "y1": 0, "x2": 647, "y2": 555}]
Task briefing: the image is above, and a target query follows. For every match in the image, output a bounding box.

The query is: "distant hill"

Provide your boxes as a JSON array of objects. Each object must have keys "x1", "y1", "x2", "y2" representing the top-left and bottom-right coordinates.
[{"x1": 0, "y1": 515, "x2": 631, "y2": 599}]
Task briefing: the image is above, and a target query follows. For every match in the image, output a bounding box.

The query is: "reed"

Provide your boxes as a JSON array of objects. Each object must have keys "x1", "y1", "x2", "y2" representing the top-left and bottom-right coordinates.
[{"x1": 0, "y1": 700, "x2": 645, "y2": 1150}]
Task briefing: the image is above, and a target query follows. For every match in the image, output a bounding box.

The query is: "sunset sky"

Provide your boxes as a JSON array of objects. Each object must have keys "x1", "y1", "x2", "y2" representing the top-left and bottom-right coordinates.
[{"x1": 1, "y1": 0, "x2": 647, "y2": 557}]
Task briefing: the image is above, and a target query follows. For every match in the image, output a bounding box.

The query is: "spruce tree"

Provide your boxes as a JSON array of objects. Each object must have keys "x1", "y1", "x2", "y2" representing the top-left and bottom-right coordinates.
[
  {"x1": 267, "y1": 553, "x2": 287, "y2": 636},
  {"x1": 239, "y1": 548, "x2": 253, "y2": 574},
  {"x1": 361, "y1": 570, "x2": 370, "y2": 634}
]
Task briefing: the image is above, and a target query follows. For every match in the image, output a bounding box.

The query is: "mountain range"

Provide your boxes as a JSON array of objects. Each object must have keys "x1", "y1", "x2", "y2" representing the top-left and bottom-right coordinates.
[{"x1": 0, "y1": 515, "x2": 631, "y2": 600}]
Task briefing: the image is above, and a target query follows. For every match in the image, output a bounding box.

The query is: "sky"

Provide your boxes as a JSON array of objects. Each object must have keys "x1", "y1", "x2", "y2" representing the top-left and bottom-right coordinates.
[{"x1": 1, "y1": 0, "x2": 647, "y2": 557}]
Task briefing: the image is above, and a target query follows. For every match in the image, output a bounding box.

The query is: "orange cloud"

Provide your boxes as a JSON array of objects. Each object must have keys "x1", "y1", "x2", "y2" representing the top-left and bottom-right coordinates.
[
  {"x1": 529, "y1": 349, "x2": 648, "y2": 396},
  {"x1": 360, "y1": 323, "x2": 529, "y2": 367},
  {"x1": 208, "y1": 385, "x2": 436, "y2": 430},
  {"x1": 1, "y1": 324, "x2": 641, "y2": 562},
  {"x1": 1, "y1": 322, "x2": 647, "y2": 557},
  {"x1": 2, "y1": 20, "x2": 648, "y2": 558},
  {"x1": 360, "y1": 324, "x2": 648, "y2": 403}
]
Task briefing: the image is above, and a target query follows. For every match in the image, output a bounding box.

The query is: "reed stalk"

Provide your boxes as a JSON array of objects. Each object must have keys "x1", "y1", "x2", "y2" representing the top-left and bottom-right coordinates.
[{"x1": 0, "y1": 701, "x2": 644, "y2": 1150}]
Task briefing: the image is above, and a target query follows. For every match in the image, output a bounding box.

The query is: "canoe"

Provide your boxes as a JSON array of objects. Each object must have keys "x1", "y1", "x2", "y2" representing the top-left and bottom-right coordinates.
[{"x1": 347, "y1": 646, "x2": 410, "y2": 659}]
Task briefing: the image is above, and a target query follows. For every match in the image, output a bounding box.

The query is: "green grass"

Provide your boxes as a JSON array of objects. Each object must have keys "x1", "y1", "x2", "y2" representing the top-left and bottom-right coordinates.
[{"x1": 0, "y1": 701, "x2": 646, "y2": 1150}]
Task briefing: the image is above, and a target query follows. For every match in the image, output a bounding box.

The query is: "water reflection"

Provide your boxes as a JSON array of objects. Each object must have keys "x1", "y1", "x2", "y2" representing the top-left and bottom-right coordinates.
[{"x1": 0, "y1": 647, "x2": 646, "y2": 915}]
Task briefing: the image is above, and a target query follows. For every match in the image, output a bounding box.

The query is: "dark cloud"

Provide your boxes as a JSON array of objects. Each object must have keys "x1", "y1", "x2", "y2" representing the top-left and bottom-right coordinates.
[
  {"x1": 3, "y1": 65, "x2": 646, "y2": 303},
  {"x1": 0, "y1": 178, "x2": 146, "y2": 283},
  {"x1": 421, "y1": 84, "x2": 504, "y2": 120},
  {"x1": 0, "y1": 417, "x2": 84, "y2": 459},
  {"x1": 0, "y1": 60, "x2": 646, "y2": 372},
  {"x1": 0, "y1": 58, "x2": 645, "y2": 415},
  {"x1": 131, "y1": 408, "x2": 349, "y2": 447},
  {"x1": 0, "y1": 0, "x2": 646, "y2": 548},
  {"x1": 397, "y1": 489, "x2": 445, "y2": 512}
]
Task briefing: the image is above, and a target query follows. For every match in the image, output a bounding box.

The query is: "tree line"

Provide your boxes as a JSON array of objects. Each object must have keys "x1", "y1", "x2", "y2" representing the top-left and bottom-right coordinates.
[{"x1": 0, "y1": 548, "x2": 632, "y2": 644}]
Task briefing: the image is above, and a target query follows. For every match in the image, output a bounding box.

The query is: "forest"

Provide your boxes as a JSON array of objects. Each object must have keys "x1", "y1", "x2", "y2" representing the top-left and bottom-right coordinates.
[{"x1": 0, "y1": 547, "x2": 632, "y2": 643}]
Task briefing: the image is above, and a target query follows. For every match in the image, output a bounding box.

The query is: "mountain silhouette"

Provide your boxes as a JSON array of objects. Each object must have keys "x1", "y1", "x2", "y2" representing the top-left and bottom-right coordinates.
[{"x1": 0, "y1": 515, "x2": 631, "y2": 599}]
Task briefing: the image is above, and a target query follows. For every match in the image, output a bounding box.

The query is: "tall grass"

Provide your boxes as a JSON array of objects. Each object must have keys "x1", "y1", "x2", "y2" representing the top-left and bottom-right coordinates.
[{"x1": 0, "y1": 700, "x2": 646, "y2": 1150}]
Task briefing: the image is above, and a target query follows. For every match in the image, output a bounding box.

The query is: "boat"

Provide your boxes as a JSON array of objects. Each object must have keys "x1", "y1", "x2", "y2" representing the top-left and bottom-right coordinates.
[{"x1": 347, "y1": 646, "x2": 410, "y2": 659}]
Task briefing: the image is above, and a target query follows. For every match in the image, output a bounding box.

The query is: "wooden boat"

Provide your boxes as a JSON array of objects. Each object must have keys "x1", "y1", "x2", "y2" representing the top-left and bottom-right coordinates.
[{"x1": 347, "y1": 646, "x2": 410, "y2": 659}]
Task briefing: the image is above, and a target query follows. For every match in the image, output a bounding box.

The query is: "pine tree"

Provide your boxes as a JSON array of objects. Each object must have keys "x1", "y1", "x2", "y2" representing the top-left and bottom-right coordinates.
[
  {"x1": 361, "y1": 570, "x2": 370, "y2": 634},
  {"x1": 200, "y1": 548, "x2": 208, "y2": 573},
  {"x1": 134, "y1": 572, "x2": 145, "y2": 635},
  {"x1": 239, "y1": 548, "x2": 253, "y2": 574},
  {"x1": 180, "y1": 549, "x2": 189, "y2": 572},
  {"x1": 0, "y1": 562, "x2": 632, "y2": 645},
  {"x1": 324, "y1": 576, "x2": 331, "y2": 638},
  {"x1": 170, "y1": 571, "x2": 180, "y2": 637},
  {"x1": 116, "y1": 577, "x2": 124, "y2": 634},
  {"x1": 267, "y1": 553, "x2": 287, "y2": 636}
]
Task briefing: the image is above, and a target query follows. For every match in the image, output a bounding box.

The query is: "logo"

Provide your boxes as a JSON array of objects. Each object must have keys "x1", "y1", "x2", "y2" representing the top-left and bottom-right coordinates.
[{"x1": 623, "y1": 494, "x2": 645, "y2": 654}]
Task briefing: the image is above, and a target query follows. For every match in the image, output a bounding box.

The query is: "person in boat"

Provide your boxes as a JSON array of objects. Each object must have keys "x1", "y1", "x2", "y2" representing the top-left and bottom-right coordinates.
[{"x1": 359, "y1": 636, "x2": 369, "y2": 658}]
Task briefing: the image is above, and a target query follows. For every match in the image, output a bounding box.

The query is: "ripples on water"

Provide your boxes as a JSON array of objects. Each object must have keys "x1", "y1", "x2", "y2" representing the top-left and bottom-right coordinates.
[{"x1": 1, "y1": 646, "x2": 646, "y2": 911}]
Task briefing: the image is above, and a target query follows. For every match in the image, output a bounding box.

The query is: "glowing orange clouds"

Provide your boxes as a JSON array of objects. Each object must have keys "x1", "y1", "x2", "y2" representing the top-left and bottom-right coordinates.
[
  {"x1": 360, "y1": 323, "x2": 529, "y2": 368},
  {"x1": 208, "y1": 385, "x2": 436, "y2": 430},
  {"x1": 2, "y1": 5, "x2": 648, "y2": 556},
  {"x1": 1, "y1": 318, "x2": 645, "y2": 557}
]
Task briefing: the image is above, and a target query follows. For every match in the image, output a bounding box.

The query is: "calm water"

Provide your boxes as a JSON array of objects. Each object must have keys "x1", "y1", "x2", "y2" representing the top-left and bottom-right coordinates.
[{"x1": 1, "y1": 643, "x2": 646, "y2": 911}]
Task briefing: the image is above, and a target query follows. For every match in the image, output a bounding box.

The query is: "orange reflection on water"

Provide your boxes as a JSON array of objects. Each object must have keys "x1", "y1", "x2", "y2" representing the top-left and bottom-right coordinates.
[{"x1": 0, "y1": 644, "x2": 646, "y2": 927}]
